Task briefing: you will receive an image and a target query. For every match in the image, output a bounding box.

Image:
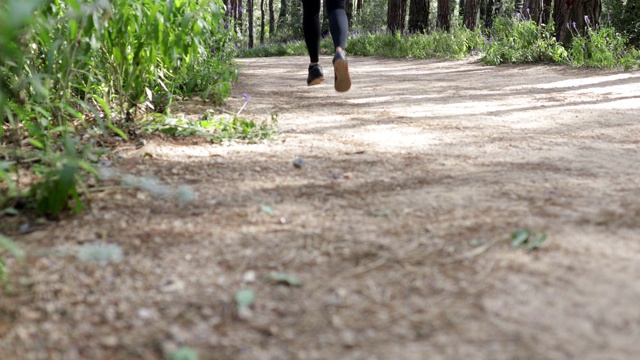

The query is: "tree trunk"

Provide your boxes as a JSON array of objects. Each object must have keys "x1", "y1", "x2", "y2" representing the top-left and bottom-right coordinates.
[
  {"x1": 437, "y1": 0, "x2": 451, "y2": 31},
  {"x1": 346, "y1": 0, "x2": 354, "y2": 22},
  {"x1": 483, "y1": 0, "x2": 503, "y2": 27},
  {"x1": 260, "y1": 0, "x2": 265, "y2": 44},
  {"x1": 235, "y1": 0, "x2": 244, "y2": 34},
  {"x1": 387, "y1": 0, "x2": 408, "y2": 34},
  {"x1": 459, "y1": 0, "x2": 465, "y2": 21},
  {"x1": 514, "y1": 0, "x2": 524, "y2": 14},
  {"x1": 542, "y1": 0, "x2": 552, "y2": 24},
  {"x1": 322, "y1": 0, "x2": 329, "y2": 37},
  {"x1": 269, "y1": 0, "x2": 275, "y2": 37},
  {"x1": 523, "y1": 0, "x2": 543, "y2": 23},
  {"x1": 248, "y1": 0, "x2": 254, "y2": 48},
  {"x1": 463, "y1": 0, "x2": 481, "y2": 29},
  {"x1": 408, "y1": 0, "x2": 430, "y2": 33},
  {"x1": 277, "y1": 0, "x2": 287, "y2": 34},
  {"x1": 357, "y1": 0, "x2": 364, "y2": 11},
  {"x1": 554, "y1": 0, "x2": 601, "y2": 45}
]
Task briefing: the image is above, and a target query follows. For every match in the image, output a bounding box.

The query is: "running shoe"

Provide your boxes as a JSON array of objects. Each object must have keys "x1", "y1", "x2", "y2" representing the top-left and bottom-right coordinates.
[
  {"x1": 307, "y1": 64, "x2": 325, "y2": 86},
  {"x1": 332, "y1": 51, "x2": 351, "y2": 92}
]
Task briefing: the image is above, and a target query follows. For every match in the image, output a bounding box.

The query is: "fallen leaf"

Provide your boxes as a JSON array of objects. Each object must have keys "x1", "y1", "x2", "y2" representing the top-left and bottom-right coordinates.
[{"x1": 267, "y1": 272, "x2": 303, "y2": 287}]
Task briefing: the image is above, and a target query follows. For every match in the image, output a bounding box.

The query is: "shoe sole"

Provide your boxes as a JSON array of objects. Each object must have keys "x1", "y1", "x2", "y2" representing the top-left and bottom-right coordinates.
[
  {"x1": 333, "y1": 58, "x2": 351, "y2": 92},
  {"x1": 308, "y1": 77, "x2": 325, "y2": 86}
]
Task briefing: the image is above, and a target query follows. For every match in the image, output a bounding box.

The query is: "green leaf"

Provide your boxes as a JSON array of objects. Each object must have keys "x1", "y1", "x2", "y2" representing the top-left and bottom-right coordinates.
[
  {"x1": 511, "y1": 229, "x2": 530, "y2": 248},
  {"x1": 369, "y1": 210, "x2": 391, "y2": 217},
  {"x1": 235, "y1": 289, "x2": 255, "y2": 308},
  {"x1": 3, "y1": 208, "x2": 19, "y2": 216},
  {"x1": 525, "y1": 233, "x2": 548, "y2": 250},
  {"x1": 92, "y1": 95, "x2": 112, "y2": 120},
  {"x1": 267, "y1": 272, "x2": 303, "y2": 287},
  {"x1": 107, "y1": 123, "x2": 128, "y2": 140},
  {"x1": 0, "y1": 234, "x2": 25, "y2": 262},
  {"x1": 169, "y1": 347, "x2": 199, "y2": 360},
  {"x1": 29, "y1": 138, "x2": 45, "y2": 150},
  {"x1": 260, "y1": 204, "x2": 274, "y2": 215}
]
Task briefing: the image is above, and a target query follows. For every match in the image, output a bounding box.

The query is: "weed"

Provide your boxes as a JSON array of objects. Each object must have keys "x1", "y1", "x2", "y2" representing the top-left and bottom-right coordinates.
[
  {"x1": 1, "y1": 0, "x2": 235, "y2": 216},
  {"x1": 511, "y1": 228, "x2": 548, "y2": 250},
  {"x1": 484, "y1": 17, "x2": 568, "y2": 65},
  {"x1": 569, "y1": 25, "x2": 639, "y2": 68},
  {"x1": 0, "y1": 233, "x2": 25, "y2": 283},
  {"x1": 144, "y1": 111, "x2": 278, "y2": 144},
  {"x1": 169, "y1": 347, "x2": 199, "y2": 360}
]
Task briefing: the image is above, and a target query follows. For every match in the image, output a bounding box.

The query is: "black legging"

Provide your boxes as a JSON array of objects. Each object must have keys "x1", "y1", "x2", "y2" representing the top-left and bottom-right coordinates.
[{"x1": 302, "y1": 0, "x2": 348, "y2": 63}]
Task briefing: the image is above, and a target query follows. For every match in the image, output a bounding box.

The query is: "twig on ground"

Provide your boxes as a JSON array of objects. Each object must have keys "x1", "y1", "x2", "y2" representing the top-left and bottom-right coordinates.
[{"x1": 437, "y1": 238, "x2": 500, "y2": 264}]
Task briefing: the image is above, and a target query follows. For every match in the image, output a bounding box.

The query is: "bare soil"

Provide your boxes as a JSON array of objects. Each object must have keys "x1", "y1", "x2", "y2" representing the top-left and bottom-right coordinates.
[{"x1": 1, "y1": 56, "x2": 640, "y2": 360}]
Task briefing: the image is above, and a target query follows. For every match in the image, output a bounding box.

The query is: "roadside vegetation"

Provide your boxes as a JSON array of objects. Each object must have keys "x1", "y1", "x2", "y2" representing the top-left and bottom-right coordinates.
[
  {"x1": 241, "y1": 17, "x2": 640, "y2": 69},
  {"x1": 0, "y1": 0, "x2": 266, "y2": 268}
]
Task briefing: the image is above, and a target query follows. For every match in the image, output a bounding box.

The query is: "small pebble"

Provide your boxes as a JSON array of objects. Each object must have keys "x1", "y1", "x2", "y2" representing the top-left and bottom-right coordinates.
[
  {"x1": 293, "y1": 157, "x2": 304, "y2": 168},
  {"x1": 135, "y1": 140, "x2": 146, "y2": 149},
  {"x1": 243, "y1": 270, "x2": 256, "y2": 283},
  {"x1": 138, "y1": 308, "x2": 152, "y2": 319}
]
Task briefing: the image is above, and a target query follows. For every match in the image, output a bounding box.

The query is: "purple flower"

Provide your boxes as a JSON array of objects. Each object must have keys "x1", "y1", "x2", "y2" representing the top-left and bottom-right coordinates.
[
  {"x1": 237, "y1": 94, "x2": 250, "y2": 115},
  {"x1": 584, "y1": 15, "x2": 590, "y2": 25},
  {"x1": 238, "y1": 6, "x2": 243, "y2": 12},
  {"x1": 572, "y1": 21, "x2": 577, "y2": 29}
]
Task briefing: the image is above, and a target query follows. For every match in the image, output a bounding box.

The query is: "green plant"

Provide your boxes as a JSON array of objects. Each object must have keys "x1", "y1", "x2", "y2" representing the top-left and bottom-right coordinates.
[
  {"x1": 29, "y1": 136, "x2": 98, "y2": 217},
  {"x1": 346, "y1": 27, "x2": 484, "y2": 60},
  {"x1": 511, "y1": 228, "x2": 547, "y2": 250},
  {"x1": 568, "y1": 24, "x2": 638, "y2": 68},
  {"x1": 169, "y1": 347, "x2": 199, "y2": 360},
  {"x1": 0, "y1": 233, "x2": 25, "y2": 284},
  {"x1": 484, "y1": 17, "x2": 568, "y2": 65},
  {"x1": 1, "y1": 0, "x2": 236, "y2": 219},
  {"x1": 144, "y1": 112, "x2": 278, "y2": 143}
]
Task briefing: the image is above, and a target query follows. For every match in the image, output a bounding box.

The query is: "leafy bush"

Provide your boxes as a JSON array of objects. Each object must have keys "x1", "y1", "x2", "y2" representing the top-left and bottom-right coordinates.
[
  {"x1": 484, "y1": 17, "x2": 568, "y2": 65},
  {"x1": 238, "y1": 40, "x2": 311, "y2": 58},
  {"x1": 347, "y1": 28, "x2": 484, "y2": 59},
  {"x1": 569, "y1": 25, "x2": 639, "y2": 68},
  {"x1": 1, "y1": 0, "x2": 235, "y2": 218}
]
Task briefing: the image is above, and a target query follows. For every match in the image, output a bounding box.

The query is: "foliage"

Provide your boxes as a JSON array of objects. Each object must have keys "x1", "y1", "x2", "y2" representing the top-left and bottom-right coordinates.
[
  {"x1": 1, "y1": 0, "x2": 235, "y2": 216},
  {"x1": 568, "y1": 25, "x2": 640, "y2": 68},
  {"x1": 235, "y1": 288, "x2": 256, "y2": 318},
  {"x1": 511, "y1": 228, "x2": 548, "y2": 250},
  {"x1": 143, "y1": 112, "x2": 278, "y2": 143},
  {"x1": 603, "y1": 0, "x2": 640, "y2": 47},
  {"x1": 169, "y1": 347, "x2": 199, "y2": 360},
  {"x1": 483, "y1": 16, "x2": 639, "y2": 68},
  {"x1": 238, "y1": 40, "x2": 311, "y2": 58},
  {"x1": 351, "y1": 0, "x2": 388, "y2": 33},
  {"x1": 0, "y1": 233, "x2": 25, "y2": 283},
  {"x1": 240, "y1": 28, "x2": 484, "y2": 60},
  {"x1": 267, "y1": 272, "x2": 303, "y2": 286},
  {"x1": 484, "y1": 17, "x2": 569, "y2": 65}
]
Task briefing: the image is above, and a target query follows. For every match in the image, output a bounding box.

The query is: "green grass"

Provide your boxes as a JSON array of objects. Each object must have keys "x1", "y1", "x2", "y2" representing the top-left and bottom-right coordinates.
[
  {"x1": 143, "y1": 111, "x2": 278, "y2": 144},
  {"x1": 237, "y1": 20, "x2": 640, "y2": 69}
]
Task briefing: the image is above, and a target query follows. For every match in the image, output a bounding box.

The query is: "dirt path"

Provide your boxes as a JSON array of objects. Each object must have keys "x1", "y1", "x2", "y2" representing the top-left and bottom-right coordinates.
[{"x1": 2, "y1": 56, "x2": 640, "y2": 359}]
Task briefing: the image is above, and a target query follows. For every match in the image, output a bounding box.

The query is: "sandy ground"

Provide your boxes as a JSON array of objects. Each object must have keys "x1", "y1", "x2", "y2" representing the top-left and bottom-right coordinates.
[{"x1": 1, "y1": 56, "x2": 640, "y2": 359}]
